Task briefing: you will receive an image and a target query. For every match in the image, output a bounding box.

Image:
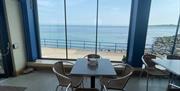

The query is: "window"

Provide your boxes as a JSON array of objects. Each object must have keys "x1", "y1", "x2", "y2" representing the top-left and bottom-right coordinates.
[
  {"x1": 37, "y1": 0, "x2": 131, "y2": 61},
  {"x1": 37, "y1": 0, "x2": 66, "y2": 58},
  {"x1": 145, "y1": 0, "x2": 180, "y2": 57},
  {"x1": 66, "y1": 0, "x2": 96, "y2": 59},
  {"x1": 98, "y1": 0, "x2": 131, "y2": 61}
]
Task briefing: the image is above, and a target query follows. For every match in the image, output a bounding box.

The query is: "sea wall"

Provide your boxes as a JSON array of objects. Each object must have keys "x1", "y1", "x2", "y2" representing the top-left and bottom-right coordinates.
[{"x1": 150, "y1": 35, "x2": 180, "y2": 55}]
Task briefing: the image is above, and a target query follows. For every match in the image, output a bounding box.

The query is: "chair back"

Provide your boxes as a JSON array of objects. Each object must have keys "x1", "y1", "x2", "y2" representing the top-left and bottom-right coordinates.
[
  {"x1": 108, "y1": 64, "x2": 133, "y2": 90},
  {"x1": 84, "y1": 54, "x2": 101, "y2": 59},
  {"x1": 142, "y1": 54, "x2": 156, "y2": 68},
  {"x1": 167, "y1": 55, "x2": 180, "y2": 60},
  {"x1": 52, "y1": 61, "x2": 71, "y2": 86}
]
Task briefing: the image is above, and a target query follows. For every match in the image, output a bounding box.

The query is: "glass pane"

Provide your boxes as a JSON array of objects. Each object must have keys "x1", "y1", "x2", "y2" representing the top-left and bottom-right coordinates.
[
  {"x1": 145, "y1": 0, "x2": 180, "y2": 57},
  {"x1": 37, "y1": 0, "x2": 66, "y2": 58},
  {"x1": 67, "y1": 0, "x2": 96, "y2": 59},
  {"x1": 98, "y1": 0, "x2": 131, "y2": 61}
]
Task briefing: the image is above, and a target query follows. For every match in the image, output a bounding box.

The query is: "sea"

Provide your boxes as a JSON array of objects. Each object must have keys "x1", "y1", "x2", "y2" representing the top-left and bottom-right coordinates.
[{"x1": 39, "y1": 25, "x2": 177, "y2": 50}]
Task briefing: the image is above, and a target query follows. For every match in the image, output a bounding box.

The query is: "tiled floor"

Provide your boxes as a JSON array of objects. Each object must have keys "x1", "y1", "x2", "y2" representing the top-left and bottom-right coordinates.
[{"x1": 0, "y1": 70, "x2": 169, "y2": 91}]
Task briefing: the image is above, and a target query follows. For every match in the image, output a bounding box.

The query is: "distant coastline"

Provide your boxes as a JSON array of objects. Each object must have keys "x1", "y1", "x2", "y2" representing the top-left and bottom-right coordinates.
[
  {"x1": 39, "y1": 24, "x2": 177, "y2": 46},
  {"x1": 40, "y1": 24, "x2": 177, "y2": 27},
  {"x1": 149, "y1": 24, "x2": 177, "y2": 27}
]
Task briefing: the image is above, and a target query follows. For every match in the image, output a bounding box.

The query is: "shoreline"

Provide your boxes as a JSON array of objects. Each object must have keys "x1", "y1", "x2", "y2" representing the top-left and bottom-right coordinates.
[{"x1": 41, "y1": 47, "x2": 126, "y2": 61}]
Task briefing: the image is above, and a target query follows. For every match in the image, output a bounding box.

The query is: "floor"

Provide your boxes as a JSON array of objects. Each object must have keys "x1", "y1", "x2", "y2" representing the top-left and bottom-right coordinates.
[{"x1": 0, "y1": 70, "x2": 169, "y2": 91}]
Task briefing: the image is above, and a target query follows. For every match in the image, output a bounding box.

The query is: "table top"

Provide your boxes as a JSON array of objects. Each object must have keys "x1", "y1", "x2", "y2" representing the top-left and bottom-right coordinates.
[
  {"x1": 70, "y1": 58, "x2": 117, "y2": 76},
  {"x1": 152, "y1": 58, "x2": 180, "y2": 76}
]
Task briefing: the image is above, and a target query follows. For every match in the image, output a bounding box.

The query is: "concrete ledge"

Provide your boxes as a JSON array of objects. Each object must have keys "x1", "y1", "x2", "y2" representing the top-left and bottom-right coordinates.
[{"x1": 27, "y1": 59, "x2": 143, "y2": 72}]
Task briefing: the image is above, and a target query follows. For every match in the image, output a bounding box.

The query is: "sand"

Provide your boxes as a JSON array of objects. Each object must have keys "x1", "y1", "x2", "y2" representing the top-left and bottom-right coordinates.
[{"x1": 41, "y1": 47, "x2": 126, "y2": 61}]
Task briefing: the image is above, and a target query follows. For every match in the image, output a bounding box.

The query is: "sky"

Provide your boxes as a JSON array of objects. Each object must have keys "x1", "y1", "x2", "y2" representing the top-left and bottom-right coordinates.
[{"x1": 37, "y1": 0, "x2": 180, "y2": 26}]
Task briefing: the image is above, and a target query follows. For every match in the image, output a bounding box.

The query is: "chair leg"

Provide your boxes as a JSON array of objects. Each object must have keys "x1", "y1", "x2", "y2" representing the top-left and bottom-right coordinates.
[
  {"x1": 101, "y1": 85, "x2": 109, "y2": 91},
  {"x1": 146, "y1": 73, "x2": 149, "y2": 91},
  {"x1": 139, "y1": 69, "x2": 144, "y2": 78},
  {"x1": 101, "y1": 85, "x2": 103, "y2": 91},
  {"x1": 81, "y1": 80, "x2": 84, "y2": 88},
  {"x1": 122, "y1": 89, "x2": 126, "y2": 91},
  {"x1": 56, "y1": 85, "x2": 60, "y2": 91},
  {"x1": 168, "y1": 74, "x2": 172, "y2": 89},
  {"x1": 71, "y1": 87, "x2": 73, "y2": 91}
]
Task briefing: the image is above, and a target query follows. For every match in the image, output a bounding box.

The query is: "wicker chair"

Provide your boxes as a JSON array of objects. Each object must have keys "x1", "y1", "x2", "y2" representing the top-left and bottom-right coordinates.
[
  {"x1": 113, "y1": 62, "x2": 127, "y2": 76},
  {"x1": 52, "y1": 61, "x2": 83, "y2": 91},
  {"x1": 100, "y1": 63, "x2": 133, "y2": 91},
  {"x1": 65, "y1": 83, "x2": 107, "y2": 91},
  {"x1": 142, "y1": 54, "x2": 169, "y2": 91}
]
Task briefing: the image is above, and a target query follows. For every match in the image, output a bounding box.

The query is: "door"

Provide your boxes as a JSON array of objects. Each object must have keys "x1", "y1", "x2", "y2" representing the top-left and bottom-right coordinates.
[
  {"x1": 0, "y1": 47, "x2": 5, "y2": 74},
  {"x1": 0, "y1": 40, "x2": 13, "y2": 77},
  {"x1": 0, "y1": 0, "x2": 14, "y2": 77}
]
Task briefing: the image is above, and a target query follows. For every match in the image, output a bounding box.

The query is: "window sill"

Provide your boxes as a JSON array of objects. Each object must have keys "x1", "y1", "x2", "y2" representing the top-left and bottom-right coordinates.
[{"x1": 27, "y1": 59, "x2": 125, "y2": 68}]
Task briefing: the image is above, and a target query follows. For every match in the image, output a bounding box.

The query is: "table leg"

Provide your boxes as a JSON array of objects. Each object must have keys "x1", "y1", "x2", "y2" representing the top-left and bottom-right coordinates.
[
  {"x1": 168, "y1": 73, "x2": 173, "y2": 89},
  {"x1": 91, "y1": 76, "x2": 95, "y2": 88}
]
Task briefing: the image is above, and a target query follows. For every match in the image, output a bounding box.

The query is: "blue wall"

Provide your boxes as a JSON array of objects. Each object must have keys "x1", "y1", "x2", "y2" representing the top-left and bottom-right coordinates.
[{"x1": 20, "y1": 0, "x2": 40, "y2": 61}]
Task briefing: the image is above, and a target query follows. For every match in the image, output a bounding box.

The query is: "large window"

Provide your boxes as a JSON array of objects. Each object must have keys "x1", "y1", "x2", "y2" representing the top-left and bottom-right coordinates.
[
  {"x1": 145, "y1": 0, "x2": 180, "y2": 57},
  {"x1": 37, "y1": 0, "x2": 131, "y2": 61},
  {"x1": 37, "y1": 0, "x2": 66, "y2": 58},
  {"x1": 98, "y1": 0, "x2": 131, "y2": 61},
  {"x1": 66, "y1": 0, "x2": 96, "y2": 59}
]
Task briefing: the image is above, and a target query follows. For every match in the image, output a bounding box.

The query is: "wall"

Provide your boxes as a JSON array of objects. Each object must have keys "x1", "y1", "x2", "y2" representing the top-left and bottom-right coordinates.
[{"x1": 4, "y1": 0, "x2": 26, "y2": 74}]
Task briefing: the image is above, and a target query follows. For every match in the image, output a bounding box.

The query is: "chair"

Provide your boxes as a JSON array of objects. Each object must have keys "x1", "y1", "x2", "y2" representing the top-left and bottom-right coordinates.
[
  {"x1": 52, "y1": 61, "x2": 83, "y2": 91},
  {"x1": 100, "y1": 63, "x2": 133, "y2": 91},
  {"x1": 65, "y1": 83, "x2": 107, "y2": 91},
  {"x1": 84, "y1": 54, "x2": 101, "y2": 59},
  {"x1": 142, "y1": 54, "x2": 169, "y2": 91},
  {"x1": 113, "y1": 62, "x2": 127, "y2": 76}
]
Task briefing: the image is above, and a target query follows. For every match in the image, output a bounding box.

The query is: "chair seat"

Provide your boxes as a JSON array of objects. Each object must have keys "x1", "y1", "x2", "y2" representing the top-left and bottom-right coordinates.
[
  {"x1": 70, "y1": 76, "x2": 83, "y2": 87},
  {"x1": 100, "y1": 77, "x2": 124, "y2": 89},
  {"x1": 75, "y1": 88, "x2": 99, "y2": 91}
]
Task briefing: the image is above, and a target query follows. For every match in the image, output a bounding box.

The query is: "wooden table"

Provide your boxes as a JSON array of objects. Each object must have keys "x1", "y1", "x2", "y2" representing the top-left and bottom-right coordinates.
[
  {"x1": 152, "y1": 58, "x2": 180, "y2": 89},
  {"x1": 70, "y1": 58, "x2": 116, "y2": 88}
]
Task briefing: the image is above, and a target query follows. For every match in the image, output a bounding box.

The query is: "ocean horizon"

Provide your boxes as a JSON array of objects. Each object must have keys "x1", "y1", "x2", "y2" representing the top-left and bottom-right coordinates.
[
  {"x1": 39, "y1": 25, "x2": 177, "y2": 50},
  {"x1": 40, "y1": 25, "x2": 176, "y2": 50}
]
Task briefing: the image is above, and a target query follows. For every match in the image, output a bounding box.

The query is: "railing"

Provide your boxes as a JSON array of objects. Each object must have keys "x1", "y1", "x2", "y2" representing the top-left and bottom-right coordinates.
[{"x1": 40, "y1": 39, "x2": 152, "y2": 53}]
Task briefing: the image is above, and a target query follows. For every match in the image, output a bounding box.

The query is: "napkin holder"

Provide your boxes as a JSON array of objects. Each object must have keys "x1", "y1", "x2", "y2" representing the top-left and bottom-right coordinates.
[{"x1": 88, "y1": 58, "x2": 98, "y2": 67}]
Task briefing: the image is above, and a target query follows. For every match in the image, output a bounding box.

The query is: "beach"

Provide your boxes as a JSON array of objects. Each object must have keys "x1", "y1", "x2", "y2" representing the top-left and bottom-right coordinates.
[
  {"x1": 41, "y1": 47, "x2": 126, "y2": 61},
  {"x1": 39, "y1": 25, "x2": 177, "y2": 60}
]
